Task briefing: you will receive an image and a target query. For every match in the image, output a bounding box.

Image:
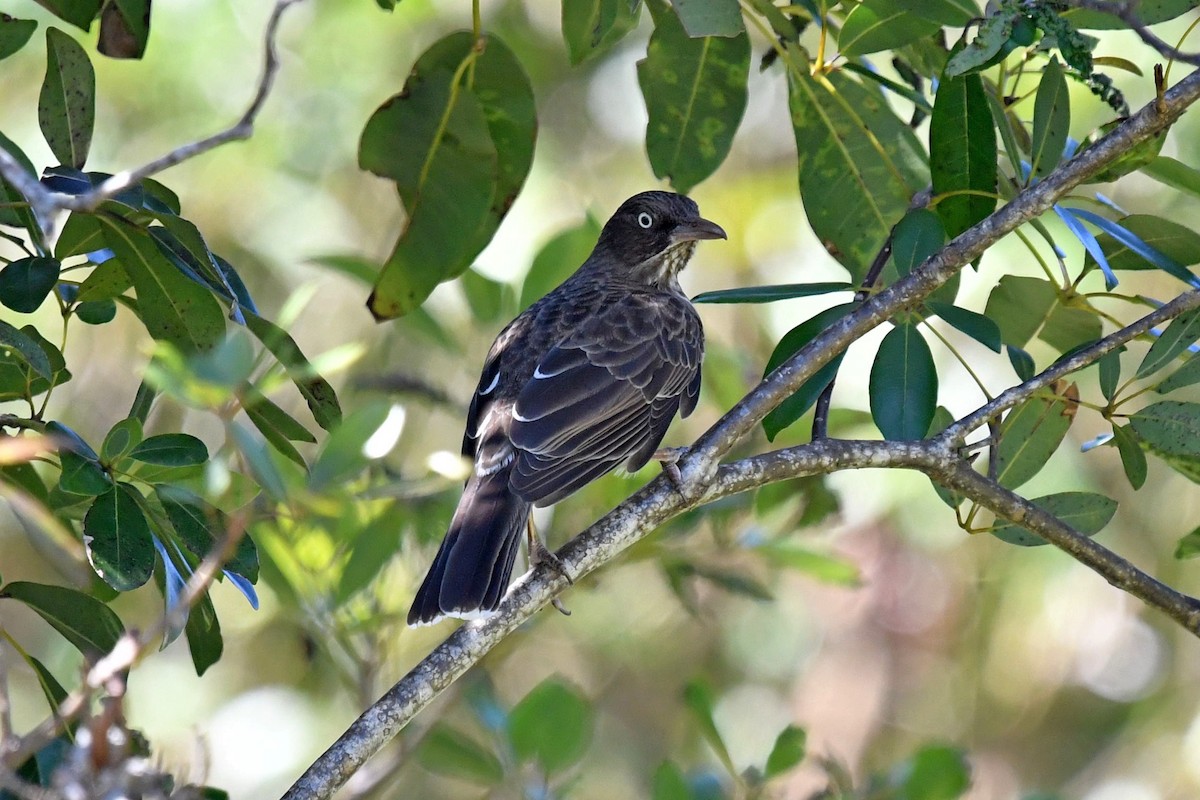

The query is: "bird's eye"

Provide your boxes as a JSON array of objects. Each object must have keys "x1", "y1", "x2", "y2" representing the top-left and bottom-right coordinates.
[{"x1": 637, "y1": 212, "x2": 654, "y2": 229}]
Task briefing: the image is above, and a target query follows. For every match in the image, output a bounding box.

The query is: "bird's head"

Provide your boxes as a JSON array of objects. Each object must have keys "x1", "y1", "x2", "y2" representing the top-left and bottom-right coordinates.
[{"x1": 591, "y1": 191, "x2": 726, "y2": 286}]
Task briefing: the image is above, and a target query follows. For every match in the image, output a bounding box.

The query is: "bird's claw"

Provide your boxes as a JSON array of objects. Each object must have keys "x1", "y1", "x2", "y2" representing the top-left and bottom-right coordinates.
[
  {"x1": 530, "y1": 535, "x2": 574, "y2": 586},
  {"x1": 653, "y1": 447, "x2": 689, "y2": 496}
]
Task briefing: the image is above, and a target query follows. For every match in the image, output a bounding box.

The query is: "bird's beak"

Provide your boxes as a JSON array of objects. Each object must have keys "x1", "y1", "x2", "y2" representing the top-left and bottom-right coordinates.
[{"x1": 672, "y1": 217, "x2": 727, "y2": 243}]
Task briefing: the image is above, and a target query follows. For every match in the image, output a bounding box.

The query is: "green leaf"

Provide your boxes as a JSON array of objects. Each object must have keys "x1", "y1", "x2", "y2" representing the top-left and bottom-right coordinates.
[
  {"x1": 762, "y1": 303, "x2": 854, "y2": 440},
  {"x1": 638, "y1": 2, "x2": 750, "y2": 194},
  {"x1": 1156, "y1": 354, "x2": 1200, "y2": 394},
  {"x1": 983, "y1": 276, "x2": 1057, "y2": 348},
  {"x1": 26, "y1": 654, "x2": 69, "y2": 722},
  {"x1": 460, "y1": 268, "x2": 511, "y2": 323},
  {"x1": 1064, "y1": 0, "x2": 1200, "y2": 29},
  {"x1": 839, "y1": 0, "x2": 941, "y2": 56},
  {"x1": 508, "y1": 678, "x2": 594, "y2": 773},
  {"x1": 892, "y1": 209, "x2": 946, "y2": 277},
  {"x1": 994, "y1": 385, "x2": 1077, "y2": 490},
  {"x1": 361, "y1": 32, "x2": 535, "y2": 320},
  {"x1": 242, "y1": 386, "x2": 315, "y2": 468},
  {"x1": 31, "y1": 0, "x2": 102, "y2": 31},
  {"x1": 930, "y1": 65, "x2": 996, "y2": 238},
  {"x1": 927, "y1": 406, "x2": 963, "y2": 508},
  {"x1": 870, "y1": 322, "x2": 937, "y2": 441},
  {"x1": 100, "y1": 417, "x2": 142, "y2": 463},
  {"x1": 1030, "y1": 57, "x2": 1070, "y2": 179},
  {"x1": 692, "y1": 282, "x2": 853, "y2": 304},
  {"x1": 184, "y1": 588, "x2": 222, "y2": 676},
  {"x1": 0, "y1": 131, "x2": 39, "y2": 233},
  {"x1": 75, "y1": 259, "x2": 131, "y2": 302},
  {"x1": 1007, "y1": 345, "x2": 1035, "y2": 381},
  {"x1": 757, "y1": 543, "x2": 860, "y2": 585},
  {"x1": 418, "y1": 725, "x2": 505, "y2": 784},
  {"x1": 308, "y1": 402, "x2": 393, "y2": 491},
  {"x1": 1174, "y1": 525, "x2": 1200, "y2": 559},
  {"x1": 1039, "y1": 303, "x2": 1101, "y2": 354},
  {"x1": 992, "y1": 492, "x2": 1118, "y2": 546},
  {"x1": 670, "y1": 0, "x2": 742, "y2": 37},
  {"x1": 156, "y1": 485, "x2": 258, "y2": 581},
  {"x1": 787, "y1": 44, "x2": 926, "y2": 279},
  {"x1": 58, "y1": 448, "x2": 111, "y2": 495},
  {"x1": 334, "y1": 508, "x2": 403, "y2": 604},
  {"x1": 1137, "y1": 307, "x2": 1200, "y2": 379},
  {"x1": 0, "y1": 16, "x2": 38, "y2": 62},
  {"x1": 39, "y1": 28, "x2": 95, "y2": 169},
  {"x1": 562, "y1": 0, "x2": 640, "y2": 64},
  {"x1": 890, "y1": 0, "x2": 974, "y2": 26},
  {"x1": 230, "y1": 422, "x2": 287, "y2": 502},
  {"x1": 928, "y1": 301, "x2": 1001, "y2": 352},
  {"x1": 682, "y1": 681, "x2": 736, "y2": 777},
  {"x1": 1111, "y1": 423, "x2": 1147, "y2": 490},
  {"x1": 97, "y1": 0, "x2": 150, "y2": 59},
  {"x1": 83, "y1": 483, "x2": 155, "y2": 590},
  {"x1": 244, "y1": 312, "x2": 341, "y2": 431},
  {"x1": 653, "y1": 762, "x2": 692, "y2": 800},
  {"x1": 0, "y1": 581, "x2": 123, "y2": 656},
  {"x1": 520, "y1": 216, "x2": 602, "y2": 309},
  {"x1": 945, "y1": 10, "x2": 1017, "y2": 76},
  {"x1": 76, "y1": 299, "x2": 117, "y2": 324},
  {"x1": 128, "y1": 433, "x2": 208, "y2": 466},
  {"x1": 0, "y1": 320, "x2": 53, "y2": 380},
  {"x1": 99, "y1": 217, "x2": 225, "y2": 352},
  {"x1": 765, "y1": 725, "x2": 807, "y2": 779},
  {"x1": 1142, "y1": 156, "x2": 1200, "y2": 200},
  {"x1": 1130, "y1": 401, "x2": 1200, "y2": 460},
  {"x1": 900, "y1": 745, "x2": 971, "y2": 800},
  {"x1": 1098, "y1": 348, "x2": 1122, "y2": 401}
]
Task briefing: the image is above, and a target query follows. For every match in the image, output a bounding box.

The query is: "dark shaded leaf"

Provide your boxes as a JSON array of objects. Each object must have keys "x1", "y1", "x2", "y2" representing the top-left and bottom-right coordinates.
[
  {"x1": 1137, "y1": 307, "x2": 1200, "y2": 379},
  {"x1": 892, "y1": 209, "x2": 945, "y2": 278},
  {"x1": 928, "y1": 301, "x2": 1001, "y2": 352},
  {"x1": 762, "y1": 303, "x2": 854, "y2": 440},
  {"x1": 0, "y1": 256, "x2": 61, "y2": 313},
  {"x1": 184, "y1": 588, "x2": 222, "y2": 676},
  {"x1": 931, "y1": 65, "x2": 996, "y2": 238},
  {"x1": 39, "y1": 28, "x2": 95, "y2": 169},
  {"x1": 30, "y1": 1, "x2": 102, "y2": 31},
  {"x1": 97, "y1": 0, "x2": 150, "y2": 59},
  {"x1": 1098, "y1": 348, "x2": 1122, "y2": 401},
  {"x1": 0, "y1": 320, "x2": 53, "y2": 380},
  {"x1": 639, "y1": 1, "x2": 750, "y2": 193},
  {"x1": 156, "y1": 485, "x2": 258, "y2": 581},
  {"x1": 0, "y1": 131, "x2": 39, "y2": 232},
  {"x1": 1007, "y1": 345, "x2": 1034, "y2": 380},
  {"x1": 508, "y1": 678, "x2": 594, "y2": 773},
  {"x1": 84, "y1": 483, "x2": 155, "y2": 590},
  {"x1": 0, "y1": 15, "x2": 37, "y2": 61},
  {"x1": 992, "y1": 492, "x2": 1117, "y2": 546},
  {"x1": 1156, "y1": 354, "x2": 1200, "y2": 394},
  {"x1": 839, "y1": 0, "x2": 940, "y2": 56},
  {"x1": 128, "y1": 433, "x2": 207, "y2": 466},
  {"x1": 58, "y1": 448, "x2": 110, "y2": 495},
  {"x1": 693, "y1": 282, "x2": 853, "y2": 304},
  {"x1": 1110, "y1": 423, "x2": 1147, "y2": 490},
  {"x1": 870, "y1": 322, "x2": 937, "y2": 441},
  {"x1": 0, "y1": 581, "x2": 123, "y2": 656}
]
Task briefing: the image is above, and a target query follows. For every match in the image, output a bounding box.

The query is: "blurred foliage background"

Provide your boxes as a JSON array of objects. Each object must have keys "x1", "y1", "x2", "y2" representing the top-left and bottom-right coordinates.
[{"x1": 2, "y1": 0, "x2": 1200, "y2": 798}]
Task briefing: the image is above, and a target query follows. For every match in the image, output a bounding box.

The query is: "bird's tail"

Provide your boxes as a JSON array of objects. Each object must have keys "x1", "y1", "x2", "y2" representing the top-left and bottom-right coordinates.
[{"x1": 407, "y1": 466, "x2": 531, "y2": 626}]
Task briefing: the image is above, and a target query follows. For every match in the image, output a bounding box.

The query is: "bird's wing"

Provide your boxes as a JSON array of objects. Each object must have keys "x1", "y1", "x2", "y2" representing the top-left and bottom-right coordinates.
[{"x1": 508, "y1": 291, "x2": 703, "y2": 507}]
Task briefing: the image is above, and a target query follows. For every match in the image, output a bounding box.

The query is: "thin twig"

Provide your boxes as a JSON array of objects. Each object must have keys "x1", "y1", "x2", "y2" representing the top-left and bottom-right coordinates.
[
  {"x1": 942, "y1": 289, "x2": 1200, "y2": 443},
  {"x1": 0, "y1": 0, "x2": 304, "y2": 242},
  {"x1": 1064, "y1": 0, "x2": 1200, "y2": 67}
]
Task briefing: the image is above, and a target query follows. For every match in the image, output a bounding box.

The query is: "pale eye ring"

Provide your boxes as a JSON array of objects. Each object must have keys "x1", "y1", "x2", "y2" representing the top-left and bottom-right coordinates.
[{"x1": 637, "y1": 212, "x2": 653, "y2": 229}]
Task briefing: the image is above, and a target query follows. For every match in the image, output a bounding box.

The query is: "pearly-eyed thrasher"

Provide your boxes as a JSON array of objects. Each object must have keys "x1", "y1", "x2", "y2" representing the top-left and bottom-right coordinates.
[{"x1": 407, "y1": 191, "x2": 725, "y2": 625}]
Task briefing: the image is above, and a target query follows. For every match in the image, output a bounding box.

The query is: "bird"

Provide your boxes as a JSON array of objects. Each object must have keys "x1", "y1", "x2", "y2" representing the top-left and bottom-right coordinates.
[{"x1": 407, "y1": 191, "x2": 726, "y2": 626}]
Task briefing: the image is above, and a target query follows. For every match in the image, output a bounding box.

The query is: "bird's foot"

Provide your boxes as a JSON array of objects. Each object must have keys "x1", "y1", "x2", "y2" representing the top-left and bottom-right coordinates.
[
  {"x1": 653, "y1": 447, "x2": 690, "y2": 496},
  {"x1": 530, "y1": 536, "x2": 575, "y2": 586}
]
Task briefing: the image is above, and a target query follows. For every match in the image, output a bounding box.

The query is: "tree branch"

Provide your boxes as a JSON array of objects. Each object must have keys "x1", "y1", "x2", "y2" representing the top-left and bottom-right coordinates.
[
  {"x1": 0, "y1": 0, "x2": 304, "y2": 241},
  {"x1": 1064, "y1": 1, "x2": 1200, "y2": 67},
  {"x1": 281, "y1": 65, "x2": 1200, "y2": 800}
]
